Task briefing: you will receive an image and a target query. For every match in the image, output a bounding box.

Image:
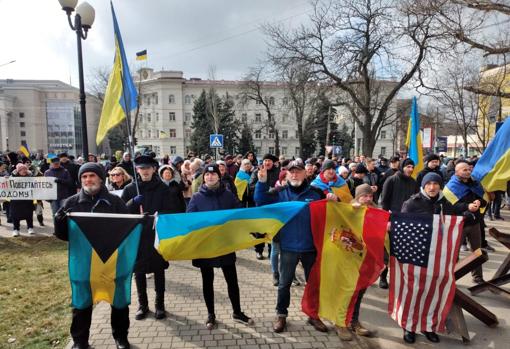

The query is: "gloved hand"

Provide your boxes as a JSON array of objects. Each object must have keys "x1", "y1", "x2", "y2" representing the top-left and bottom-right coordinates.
[
  {"x1": 54, "y1": 208, "x2": 68, "y2": 221},
  {"x1": 133, "y1": 195, "x2": 144, "y2": 205}
]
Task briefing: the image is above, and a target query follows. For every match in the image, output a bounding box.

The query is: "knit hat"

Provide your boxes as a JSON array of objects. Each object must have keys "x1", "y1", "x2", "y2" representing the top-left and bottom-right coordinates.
[
  {"x1": 171, "y1": 155, "x2": 184, "y2": 166},
  {"x1": 424, "y1": 153, "x2": 440, "y2": 162},
  {"x1": 262, "y1": 153, "x2": 278, "y2": 162},
  {"x1": 78, "y1": 162, "x2": 105, "y2": 182},
  {"x1": 355, "y1": 163, "x2": 368, "y2": 174},
  {"x1": 401, "y1": 158, "x2": 415, "y2": 169},
  {"x1": 203, "y1": 164, "x2": 221, "y2": 178},
  {"x1": 421, "y1": 172, "x2": 443, "y2": 188},
  {"x1": 355, "y1": 184, "x2": 373, "y2": 200},
  {"x1": 337, "y1": 166, "x2": 349, "y2": 176},
  {"x1": 321, "y1": 159, "x2": 336, "y2": 172}
]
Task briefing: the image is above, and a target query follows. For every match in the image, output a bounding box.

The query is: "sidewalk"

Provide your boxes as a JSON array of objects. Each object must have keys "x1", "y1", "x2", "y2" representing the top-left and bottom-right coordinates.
[{"x1": 3, "y1": 206, "x2": 509, "y2": 348}]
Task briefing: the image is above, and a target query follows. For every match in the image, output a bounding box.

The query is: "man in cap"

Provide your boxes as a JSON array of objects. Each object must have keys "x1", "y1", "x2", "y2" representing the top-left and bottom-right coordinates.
[
  {"x1": 54, "y1": 163, "x2": 131, "y2": 349},
  {"x1": 44, "y1": 157, "x2": 74, "y2": 215},
  {"x1": 254, "y1": 160, "x2": 333, "y2": 334},
  {"x1": 122, "y1": 155, "x2": 173, "y2": 321}
]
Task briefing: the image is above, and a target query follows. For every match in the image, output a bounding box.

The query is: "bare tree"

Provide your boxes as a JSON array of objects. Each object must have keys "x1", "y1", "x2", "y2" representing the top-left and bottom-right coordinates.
[
  {"x1": 240, "y1": 65, "x2": 281, "y2": 155},
  {"x1": 265, "y1": 0, "x2": 439, "y2": 156}
]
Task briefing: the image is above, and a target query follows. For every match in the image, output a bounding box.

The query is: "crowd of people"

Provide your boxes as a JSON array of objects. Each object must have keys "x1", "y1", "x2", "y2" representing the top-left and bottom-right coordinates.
[{"x1": 3, "y1": 148, "x2": 507, "y2": 349}]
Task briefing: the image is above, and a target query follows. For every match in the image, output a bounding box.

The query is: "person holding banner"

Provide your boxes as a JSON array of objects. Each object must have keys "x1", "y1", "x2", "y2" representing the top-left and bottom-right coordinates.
[
  {"x1": 54, "y1": 163, "x2": 131, "y2": 349},
  {"x1": 9, "y1": 163, "x2": 35, "y2": 237}
]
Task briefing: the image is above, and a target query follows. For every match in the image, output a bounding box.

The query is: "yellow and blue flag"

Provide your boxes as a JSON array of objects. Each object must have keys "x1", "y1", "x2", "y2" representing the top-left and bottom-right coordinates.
[
  {"x1": 405, "y1": 97, "x2": 424, "y2": 178},
  {"x1": 155, "y1": 202, "x2": 305, "y2": 260},
  {"x1": 96, "y1": 2, "x2": 138, "y2": 145},
  {"x1": 19, "y1": 141, "x2": 30, "y2": 157},
  {"x1": 472, "y1": 117, "x2": 510, "y2": 192},
  {"x1": 136, "y1": 49, "x2": 147, "y2": 61},
  {"x1": 67, "y1": 213, "x2": 144, "y2": 309},
  {"x1": 234, "y1": 170, "x2": 251, "y2": 201}
]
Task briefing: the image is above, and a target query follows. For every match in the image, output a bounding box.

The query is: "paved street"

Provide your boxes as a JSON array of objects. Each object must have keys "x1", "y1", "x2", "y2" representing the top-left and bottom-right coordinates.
[{"x1": 2, "y1": 207, "x2": 509, "y2": 349}]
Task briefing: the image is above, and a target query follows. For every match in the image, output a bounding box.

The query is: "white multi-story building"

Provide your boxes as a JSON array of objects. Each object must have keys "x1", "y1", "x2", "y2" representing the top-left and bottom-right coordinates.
[{"x1": 0, "y1": 79, "x2": 101, "y2": 156}]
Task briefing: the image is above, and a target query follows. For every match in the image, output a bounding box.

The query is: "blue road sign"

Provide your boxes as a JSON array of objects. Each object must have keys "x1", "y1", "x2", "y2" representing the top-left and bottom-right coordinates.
[{"x1": 210, "y1": 134, "x2": 224, "y2": 148}]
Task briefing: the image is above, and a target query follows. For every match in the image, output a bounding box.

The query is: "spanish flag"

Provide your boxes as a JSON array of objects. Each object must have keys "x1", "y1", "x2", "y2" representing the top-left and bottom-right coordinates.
[
  {"x1": 67, "y1": 213, "x2": 144, "y2": 309},
  {"x1": 472, "y1": 117, "x2": 510, "y2": 192},
  {"x1": 96, "y1": 2, "x2": 138, "y2": 145},
  {"x1": 302, "y1": 201, "x2": 390, "y2": 326},
  {"x1": 155, "y1": 202, "x2": 305, "y2": 260},
  {"x1": 234, "y1": 170, "x2": 251, "y2": 201},
  {"x1": 19, "y1": 141, "x2": 30, "y2": 157},
  {"x1": 405, "y1": 97, "x2": 424, "y2": 178},
  {"x1": 136, "y1": 49, "x2": 147, "y2": 61}
]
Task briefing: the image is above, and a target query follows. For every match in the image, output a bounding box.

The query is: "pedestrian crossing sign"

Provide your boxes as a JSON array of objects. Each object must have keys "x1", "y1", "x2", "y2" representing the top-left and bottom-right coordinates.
[{"x1": 210, "y1": 134, "x2": 224, "y2": 148}]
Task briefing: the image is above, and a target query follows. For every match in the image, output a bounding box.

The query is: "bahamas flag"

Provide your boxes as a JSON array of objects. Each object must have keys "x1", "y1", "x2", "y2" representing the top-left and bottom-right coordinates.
[
  {"x1": 19, "y1": 141, "x2": 30, "y2": 157},
  {"x1": 405, "y1": 97, "x2": 424, "y2": 178},
  {"x1": 302, "y1": 201, "x2": 390, "y2": 326},
  {"x1": 155, "y1": 202, "x2": 305, "y2": 260},
  {"x1": 67, "y1": 213, "x2": 144, "y2": 309},
  {"x1": 472, "y1": 117, "x2": 510, "y2": 192},
  {"x1": 234, "y1": 170, "x2": 251, "y2": 201},
  {"x1": 96, "y1": 2, "x2": 138, "y2": 145}
]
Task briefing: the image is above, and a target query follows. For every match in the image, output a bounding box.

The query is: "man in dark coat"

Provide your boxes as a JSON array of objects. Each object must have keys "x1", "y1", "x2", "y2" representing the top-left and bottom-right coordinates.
[
  {"x1": 415, "y1": 153, "x2": 444, "y2": 191},
  {"x1": 121, "y1": 155, "x2": 173, "y2": 321},
  {"x1": 59, "y1": 152, "x2": 81, "y2": 192},
  {"x1": 54, "y1": 163, "x2": 131, "y2": 349},
  {"x1": 402, "y1": 172, "x2": 457, "y2": 215},
  {"x1": 44, "y1": 157, "x2": 74, "y2": 215},
  {"x1": 225, "y1": 154, "x2": 239, "y2": 178}
]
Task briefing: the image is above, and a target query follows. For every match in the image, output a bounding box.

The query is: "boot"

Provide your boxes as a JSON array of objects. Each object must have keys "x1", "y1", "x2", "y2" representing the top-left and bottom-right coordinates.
[
  {"x1": 272, "y1": 272, "x2": 279, "y2": 287},
  {"x1": 37, "y1": 214, "x2": 44, "y2": 226},
  {"x1": 135, "y1": 287, "x2": 149, "y2": 320},
  {"x1": 155, "y1": 293, "x2": 166, "y2": 319}
]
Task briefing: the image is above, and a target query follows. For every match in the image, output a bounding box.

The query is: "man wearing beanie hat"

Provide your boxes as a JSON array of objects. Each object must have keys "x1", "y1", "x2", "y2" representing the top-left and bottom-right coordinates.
[
  {"x1": 346, "y1": 164, "x2": 369, "y2": 197},
  {"x1": 311, "y1": 159, "x2": 353, "y2": 203},
  {"x1": 379, "y1": 158, "x2": 418, "y2": 289},
  {"x1": 54, "y1": 159, "x2": 131, "y2": 349},
  {"x1": 415, "y1": 153, "x2": 444, "y2": 191}
]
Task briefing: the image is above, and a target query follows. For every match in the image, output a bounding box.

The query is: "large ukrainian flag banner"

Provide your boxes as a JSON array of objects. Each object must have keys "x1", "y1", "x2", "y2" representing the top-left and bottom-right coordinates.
[
  {"x1": 302, "y1": 201, "x2": 390, "y2": 326},
  {"x1": 472, "y1": 117, "x2": 510, "y2": 192},
  {"x1": 405, "y1": 97, "x2": 424, "y2": 178},
  {"x1": 234, "y1": 170, "x2": 251, "y2": 201},
  {"x1": 68, "y1": 213, "x2": 144, "y2": 309},
  {"x1": 155, "y1": 202, "x2": 305, "y2": 260},
  {"x1": 96, "y1": 2, "x2": 138, "y2": 145}
]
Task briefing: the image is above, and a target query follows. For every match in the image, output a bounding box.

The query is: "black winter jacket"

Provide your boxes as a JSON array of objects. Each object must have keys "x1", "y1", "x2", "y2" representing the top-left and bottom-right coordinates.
[
  {"x1": 415, "y1": 166, "x2": 444, "y2": 191},
  {"x1": 402, "y1": 190, "x2": 459, "y2": 215},
  {"x1": 381, "y1": 172, "x2": 418, "y2": 213}
]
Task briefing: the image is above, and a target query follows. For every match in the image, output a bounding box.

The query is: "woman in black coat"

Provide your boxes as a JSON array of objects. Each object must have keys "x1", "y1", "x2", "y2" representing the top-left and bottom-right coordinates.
[
  {"x1": 187, "y1": 164, "x2": 253, "y2": 330},
  {"x1": 158, "y1": 165, "x2": 186, "y2": 211},
  {"x1": 9, "y1": 164, "x2": 35, "y2": 236}
]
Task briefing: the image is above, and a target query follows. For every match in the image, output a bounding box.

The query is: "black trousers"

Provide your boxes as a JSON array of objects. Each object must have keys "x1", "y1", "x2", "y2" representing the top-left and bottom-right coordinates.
[
  {"x1": 71, "y1": 306, "x2": 129, "y2": 345},
  {"x1": 200, "y1": 265, "x2": 241, "y2": 315},
  {"x1": 351, "y1": 288, "x2": 366, "y2": 324},
  {"x1": 13, "y1": 216, "x2": 33, "y2": 230},
  {"x1": 134, "y1": 269, "x2": 165, "y2": 306},
  {"x1": 255, "y1": 243, "x2": 271, "y2": 254}
]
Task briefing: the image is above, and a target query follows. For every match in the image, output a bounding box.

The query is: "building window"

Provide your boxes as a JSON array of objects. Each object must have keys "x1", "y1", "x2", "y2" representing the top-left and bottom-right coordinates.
[
  {"x1": 268, "y1": 146, "x2": 275, "y2": 154},
  {"x1": 282, "y1": 114, "x2": 288, "y2": 123},
  {"x1": 269, "y1": 131, "x2": 274, "y2": 139},
  {"x1": 282, "y1": 130, "x2": 288, "y2": 139},
  {"x1": 185, "y1": 95, "x2": 191, "y2": 104},
  {"x1": 20, "y1": 131, "x2": 26, "y2": 137},
  {"x1": 380, "y1": 130, "x2": 386, "y2": 139},
  {"x1": 20, "y1": 122, "x2": 25, "y2": 128},
  {"x1": 282, "y1": 97, "x2": 288, "y2": 106},
  {"x1": 153, "y1": 93, "x2": 158, "y2": 104},
  {"x1": 168, "y1": 94, "x2": 175, "y2": 104},
  {"x1": 269, "y1": 96, "x2": 275, "y2": 105},
  {"x1": 256, "y1": 99, "x2": 261, "y2": 105},
  {"x1": 282, "y1": 146, "x2": 287, "y2": 155},
  {"x1": 255, "y1": 130, "x2": 261, "y2": 139},
  {"x1": 170, "y1": 146, "x2": 177, "y2": 155},
  {"x1": 147, "y1": 130, "x2": 152, "y2": 138},
  {"x1": 241, "y1": 113, "x2": 248, "y2": 122},
  {"x1": 295, "y1": 147, "x2": 300, "y2": 156},
  {"x1": 185, "y1": 112, "x2": 191, "y2": 122},
  {"x1": 169, "y1": 112, "x2": 176, "y2": 121},
  {"x1": 255, "y1": 113, "x2": 262, "y2": 122},
  {"x1": 295, "y1": 130, "x2": 299, "y2": 139},
  {"x1": 169, "y1": 129, "x2": 176, "y2": 138},
  {"x1": 185, "y1": 129, "x2": 191, "y2": 139},
  {"x1": 145, "y1": 94, "x2": 151, "y2": 106},
  {"x1": 19, "y1": 112, "x2": 25, "y2": 118},
  {"x1": 380, "y1": 147, "x2": 387, "y2": 156},
  {"x1": 156, "y1": 113, "x2": 159, "y2": 122},
  {"x1": 147, "y1": 113, "x2": 151, "y2": 123},
  {"x1": 256, "y1": 147, "x2": 261, "y2": 154}
]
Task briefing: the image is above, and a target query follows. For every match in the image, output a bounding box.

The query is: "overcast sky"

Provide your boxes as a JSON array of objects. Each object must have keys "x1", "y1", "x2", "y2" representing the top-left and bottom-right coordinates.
[{"x1": 0, "y1": 0, "x2": 313, "y2": 87}]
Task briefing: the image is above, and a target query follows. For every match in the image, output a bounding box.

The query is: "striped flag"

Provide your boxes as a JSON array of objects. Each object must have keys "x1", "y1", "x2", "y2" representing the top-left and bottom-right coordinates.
[{"x1": 388, "y1": 213, "x2": 464, "y2": 333}]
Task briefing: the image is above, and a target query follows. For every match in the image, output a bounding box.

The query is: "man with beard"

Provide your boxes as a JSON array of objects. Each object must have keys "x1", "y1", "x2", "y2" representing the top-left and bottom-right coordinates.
[
  {"x1": 54, "y1": 163, "x2": 131, "y2": 349},
  {"x1": 254, "y1": 161, "x2": 334, "y2": 334}
]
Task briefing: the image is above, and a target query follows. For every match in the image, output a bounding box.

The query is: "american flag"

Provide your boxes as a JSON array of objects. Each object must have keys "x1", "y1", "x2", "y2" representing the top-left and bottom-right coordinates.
[{"x1": 388, "y1": 213, "x2": 464, "y2": 333}]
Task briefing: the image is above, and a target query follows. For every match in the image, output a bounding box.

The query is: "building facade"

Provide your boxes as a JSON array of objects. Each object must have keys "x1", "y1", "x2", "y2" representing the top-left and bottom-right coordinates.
[{"x1": 0, "y1": 79, "x2": 101, "y2": 156}]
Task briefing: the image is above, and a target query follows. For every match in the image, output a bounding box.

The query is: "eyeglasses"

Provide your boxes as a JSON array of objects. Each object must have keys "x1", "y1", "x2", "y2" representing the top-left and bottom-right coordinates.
[{"x1": 110, "y1": 173, "x2": 122, "y2": 177}]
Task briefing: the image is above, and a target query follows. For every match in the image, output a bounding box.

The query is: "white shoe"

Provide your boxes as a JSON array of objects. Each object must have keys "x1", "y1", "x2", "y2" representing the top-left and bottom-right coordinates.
[
  {"x1": 460, "y1": 244, "x2": 469, "y2": 252},
  {"x1": 12, "y1": 230, "x2": 20, "y2": 237},
  {"x1": 28, "y1": 228, "x2": 34, "y2": 235}
]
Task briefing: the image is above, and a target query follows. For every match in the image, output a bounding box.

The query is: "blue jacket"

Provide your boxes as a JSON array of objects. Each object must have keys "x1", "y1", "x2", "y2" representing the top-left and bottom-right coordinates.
[{"x1": 254, "y1": 181, "x2": 324, "y2": 252}]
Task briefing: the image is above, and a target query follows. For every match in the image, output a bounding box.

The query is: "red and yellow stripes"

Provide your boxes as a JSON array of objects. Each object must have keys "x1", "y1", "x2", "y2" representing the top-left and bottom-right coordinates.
[{"x1": 302, "y1": 201, "x2": 389, "y2": 326}]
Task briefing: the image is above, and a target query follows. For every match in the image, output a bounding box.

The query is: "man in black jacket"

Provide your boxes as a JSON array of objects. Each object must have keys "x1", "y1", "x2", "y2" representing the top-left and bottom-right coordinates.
[
  {"x1": 54, "y1": 163, "x2": 131, "y2": 349},
  {"x1": 59, "y1": 152, "x2": 81, "y2": 192},
  {"x1": 415, "y1": 153, "x2": 444, "y2": 191}
]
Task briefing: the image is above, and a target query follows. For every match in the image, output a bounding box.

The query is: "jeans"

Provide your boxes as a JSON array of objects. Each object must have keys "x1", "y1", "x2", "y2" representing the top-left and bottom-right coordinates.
[
  {"x1": 270, "y1": 241, "x2": 281, "y2": 275},
  {"x1": 276, "y1": 250, "x2": 316, "y2": 317},
  {"x1": 71, "y1": 305, "x2": 129, "y2": 345},
  {"x1": 200, "y1": 265, "x2": 241, "y2": 315},
  {"x1": 462, "y1": 223, "x2": 483, "y2": 279},
  {"x1": 492, "y1": 191, "x2": 504, "y2": 218},
  {"x1": 50, "y1": 199, "x2": 65, "y2": 215}
]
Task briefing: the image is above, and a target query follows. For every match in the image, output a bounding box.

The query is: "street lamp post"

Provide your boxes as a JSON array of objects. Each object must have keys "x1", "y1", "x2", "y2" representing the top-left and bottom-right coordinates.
[{"x1": 58, "y1": 0, "x2": 95, "y2": 159}]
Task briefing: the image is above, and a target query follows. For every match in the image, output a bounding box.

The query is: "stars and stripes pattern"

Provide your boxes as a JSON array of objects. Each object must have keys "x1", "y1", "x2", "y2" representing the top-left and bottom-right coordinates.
[{"x1": 388, "y1": 212, "x2": 464, "y2": 333}]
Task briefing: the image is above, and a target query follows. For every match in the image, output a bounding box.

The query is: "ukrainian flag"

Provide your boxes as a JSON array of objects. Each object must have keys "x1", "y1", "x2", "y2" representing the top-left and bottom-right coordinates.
[
  {"x1": 19, "y1": 141, "x2": 30, "y2": 157},
  {"x1": 472, "y1": 117, "x2": 510, "y2": 192},
  {"x1": 136, "y1": 49, "x2": 147, "y2": 61},
  {"x1": 96, "y1": 2, "x2": 138, "y2": 145},
  {"x1": 155, "y1": 202, "x2": 305, "y2": 260},
  {"x1": 405, "y1": 97, "x2": 424, "y2": 178},
  {"x1": 67, "y1": 213, "x2": 143, "y2": 309},
  {"x1": 234, "y1": 170, "x2": 251, "y2": 201}
]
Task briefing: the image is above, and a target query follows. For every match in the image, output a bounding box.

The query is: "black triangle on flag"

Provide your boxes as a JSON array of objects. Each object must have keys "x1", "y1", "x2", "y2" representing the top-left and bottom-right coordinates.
[{"x1": 71, "y1": 216, "x2": 143, "y2": 263}]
